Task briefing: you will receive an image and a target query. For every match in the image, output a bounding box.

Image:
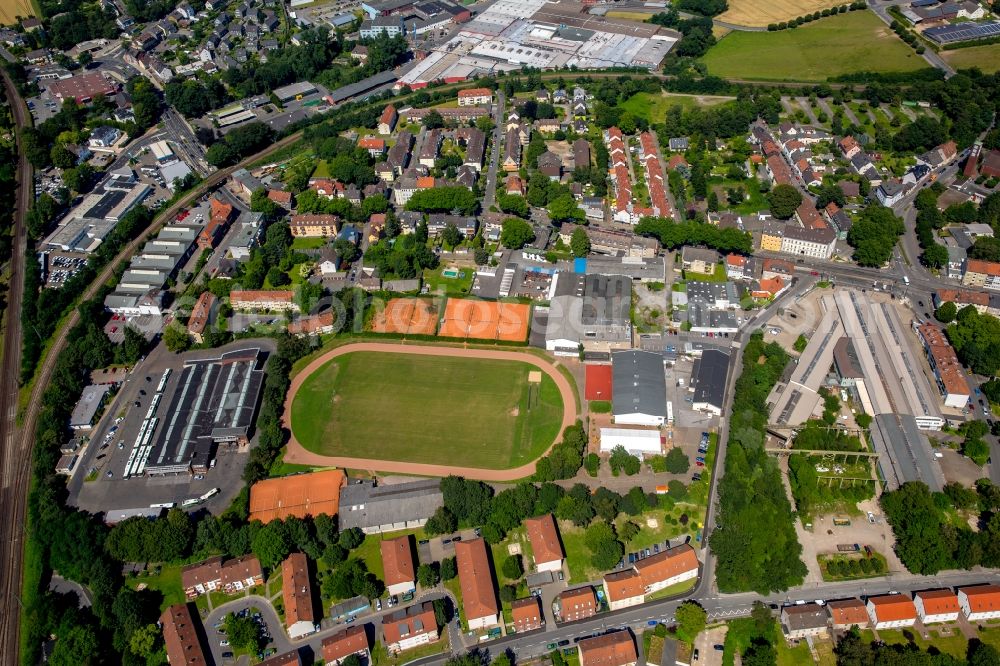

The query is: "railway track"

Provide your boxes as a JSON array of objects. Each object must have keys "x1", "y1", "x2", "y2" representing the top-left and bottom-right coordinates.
[{"x1": 0, "y1": 67, "x2": 34, "y2": 664}]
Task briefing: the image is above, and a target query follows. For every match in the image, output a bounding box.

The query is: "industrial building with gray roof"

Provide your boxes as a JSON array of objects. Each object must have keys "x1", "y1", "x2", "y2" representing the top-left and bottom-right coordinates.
[
  {"x1": 611, "y1": 350, "x2": 667, "y2": 426},
  {"x1": 339, "y1": 479, "x2": 443, "y2": 534},
  {"x1": 691, "y1": 349, "x2": 730, "y2": 416}
]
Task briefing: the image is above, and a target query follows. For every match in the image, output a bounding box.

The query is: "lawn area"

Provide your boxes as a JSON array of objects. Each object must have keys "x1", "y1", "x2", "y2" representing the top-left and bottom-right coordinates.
[
  {"x1": 684, "y1": 263, "x2": 727, "y2": 283},
  {"x1": 943, "y1": 43, "x2": 1000, "y2": 73},
  {"x1": 860, "y1": 627, "x2": 968, "y2": 660},
  {"x1": 701, "y1": 11, "x2": 928, "y2": 81},
  {"x1": 423, "y1": 266, "x2": 474, "y2": 296},
  {"x1": 291, "y1": 237, "x2": 327, "y2": 250},
  {"x1": 127, "y1": 564, "x2": 185, "y2": 611},
  {"x1": 312, "y1": 159, "x2": 331, "y2": 179},
  {"x1": 291, "y1": 351, "x2": 564, "y2": 469},
  {"x1": 620, "y1": 91, "x2": 734, "y2": 122},
  {"x1": 718, "y1": 0, "x2": 843, "y2": 27}
]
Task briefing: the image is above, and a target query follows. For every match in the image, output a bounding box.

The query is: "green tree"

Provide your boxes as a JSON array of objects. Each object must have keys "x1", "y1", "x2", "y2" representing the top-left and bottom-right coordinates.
[
  {"x1": 664, "y1": 448, "x2": 690, "y2": 474},
  {"x1": 584, "y1": 521, "x2": 623, "y2": 570},
  {"x1": 767, "y1": 184, "x2": 802, "y2": 219},
  {"x1": 547, "y1": 196, "x2": 585, "y2": 224},
  {"x1": 418, "y1": 563, "x2": 439, "y2": 588},
  {"x1": 675, "y1": 601, "x2": 707, "y2": 642},
  {"x1": 441, "y1": 223, "x2": 463, "y2": 249},
  {"x1": 128, "y1": 624, "x2": 160, "y2": 657},
  {"x1": 497, "y1": 194, "x2": 529, "y2": 218},
  {"x1": 500, "y1": 218, "x2": 535, "y2": 249},
  {"x1": 225, "y1": 612, "x2": 264, "y2": 654},
  {"x1": 49, "y1": 625, "x2": 100, "y2": 666},
  {"x1": 502, "y1": 555, "x2": 523, "y2": 580},
  {"x1": 339, "y1": 527, "x2": 365, "y2": 550},
  {"x1": 251, "y1": 521, "x2": 291, "y2": 570},
  {"x1": 163, "y1": 323, "x2": 191, "y2": 352},
  {"x1": 440, "y1": 557, "x2": 457, "y2": 581},
  {"x1": 570, "y1": 227, "x2": 591, "y2": 258},
  {"x1": 935, "y1": 301, "x2": 958, "y2": 323}
]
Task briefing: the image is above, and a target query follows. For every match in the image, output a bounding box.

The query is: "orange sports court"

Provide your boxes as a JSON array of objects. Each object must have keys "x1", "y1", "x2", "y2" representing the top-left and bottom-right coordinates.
[
  {"x1": 371, "y1": 298, "x2": 439, "y2": 335},
  {"x1": 438, "y1": 298, "x2": 531, "y2": 342}
]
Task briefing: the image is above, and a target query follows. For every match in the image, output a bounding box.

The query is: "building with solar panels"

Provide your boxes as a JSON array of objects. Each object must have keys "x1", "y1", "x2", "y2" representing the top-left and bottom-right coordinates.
[
  {"x1": 142, "y1": 348, "x2": 266, "y2": 476},
  {"x1": 923, "y1": 20, "x2": 1000, "y2": 44}
]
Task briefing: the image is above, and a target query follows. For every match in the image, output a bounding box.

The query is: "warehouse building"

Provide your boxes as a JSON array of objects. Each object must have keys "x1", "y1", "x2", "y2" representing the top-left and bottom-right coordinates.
[
  {"x1": 612, "y1": 350, "x2": 666, "y2": 426},
  {"x1": 599, "y1": 428, "x2": 663, "y2": 457},
  {"x1": 691, "y1": 349, "x2": 730, "y2": 416},
  {"x1": 339, "y1": 479, "x2": 443, "y2": 534}
]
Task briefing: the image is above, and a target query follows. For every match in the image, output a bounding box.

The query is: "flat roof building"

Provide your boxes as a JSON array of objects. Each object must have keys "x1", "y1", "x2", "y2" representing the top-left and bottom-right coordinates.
[
  {"x1": 612, "y1": 350, "x2": 666, "y2": 426},
  {"x1": 69, "y1": 384, "x2": 112, "y2": 430}
]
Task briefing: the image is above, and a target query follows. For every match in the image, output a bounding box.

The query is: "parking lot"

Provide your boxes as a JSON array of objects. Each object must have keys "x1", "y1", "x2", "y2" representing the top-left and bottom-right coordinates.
[{"x1": 42, "y1": 251, "x2": 88, "y2": 287}]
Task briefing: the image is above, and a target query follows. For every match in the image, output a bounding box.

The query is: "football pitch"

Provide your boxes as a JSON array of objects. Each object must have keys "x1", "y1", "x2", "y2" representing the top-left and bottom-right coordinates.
[{"x1": 289, "y1": 350, "x2": 565, "y2": 469}]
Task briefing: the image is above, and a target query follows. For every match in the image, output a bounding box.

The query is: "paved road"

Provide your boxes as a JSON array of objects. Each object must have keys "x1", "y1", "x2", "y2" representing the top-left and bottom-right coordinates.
[
  {"x1": 0, "y1": 64, "x2": 34, "y2": 666},
  {"x1": 481, "y1": 90, "x2": 505, "y2": 211}
]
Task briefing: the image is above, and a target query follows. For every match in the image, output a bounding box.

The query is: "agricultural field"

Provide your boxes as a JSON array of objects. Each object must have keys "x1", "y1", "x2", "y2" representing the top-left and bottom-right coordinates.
[
  {"x1": 290, "y1": 351, "x2": 564, "y2": 469},
  {"x1": 620, "y1": 91, "x2": 735, "y2": 122},
  {"x1": 701, "y1": 11, "x2": 928, "y2": 81},
  {"x1": 942, "y1": 43, "x2": 1000, "y2": 74},
  {"x1": 718, "y1": 0, "x2": 844, "y2": 27},
  {"x1": 0, "y1": 0, "x2": 35, "y2": 24}
]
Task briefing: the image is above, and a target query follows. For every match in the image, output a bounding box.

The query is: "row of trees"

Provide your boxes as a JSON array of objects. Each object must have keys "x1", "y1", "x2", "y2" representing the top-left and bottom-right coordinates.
[
  {"x1": 846, "y1": 204, "x2": 905, "y2": 267},
  {"x1": 711, "y1": 333, "x2": 807, "y2": 593},
  {"x1": 945, "y1": 305, "x2": 1000, "y2": 377},
  {"x1": 635, "y1": 217, "x2": 754, "y2": 255}
]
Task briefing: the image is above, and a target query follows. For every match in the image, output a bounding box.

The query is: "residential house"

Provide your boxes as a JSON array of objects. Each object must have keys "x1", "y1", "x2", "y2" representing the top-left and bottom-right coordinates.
[
  {"x1": 322, "y1": 626, "x2": 370, "y2": 666},
  {"x1": 187, "y1": 291, "x2": 216, "y2": 344},
  {"x1": 525, "y1": 514, "x2": 564, "y2": 572},
  {"x1": 382, "y1": 602, "x2": 439, "y2": 653},
  {"x1": 826, "y1": 598, "x2": 870, "y2": 630},
  {"x1": 379, "y1": 104, "x2": 398, "y2": 134},
  {"x1": 290, "y1": 214, "x2": 339, "y2": 238},
  {"x1": 959, "y1": 585, "x2": 1000, "y2": 621},
  {"x1": 511, "y1": 597, "x2": 543, "y2": 633},
  {"x1": 578, "y1": 631, "x2": 637, "y2": 666},
  {"x1": 914, "y1": 589, "x2": 960, "y2": 624},
  {"x1": 668, "y1": 137, "x2": 689, "y2": 152},
  {"x1": 381, "y1": 535, "x2": 417, "y2": 596},
  {"x1": 632, "y1": 544, "x2": 699, "y2": 594},
  {"x1": 558, "y1": 586, "x2": 597, "y2": 621},
  {"x1": 230, "y1": 290, "x2": 299, "y2": 312},
  {"x1": 455, "y1": 538, "x2": 500, "y2": 630},
  {"x1": 288, "y1": 312, "x2": 337, "y2": 336},
  {"x1": 780, "y1": 604, "x2": 829, "y2": 640},
  {"x1": 681, "y1": 247, "x2": 720, "y2": 274},
  {"x1": 282, "y1": 553, "x2": 317, "y2": 639},
  {"x1": 962, "y1": 258, "x2": 1000, "y2": 290},
  {"x1": 876, "y1": 180, "x2": 906, "y2": 207},
  {"x1": 503, "y1": 127, "x2": 522, "y2": 172},
  {"x1": 602, "y1": 570, "x2": 644, "y2": 611},
  {"x1": 867, "y1": 595, "x2": 917, "y2": 629},
  {"x1": 161, "y1": 604, "x2": 208, "y2": 666},
  {"x1": 725, "y1": 254, "x2": 749, "y2": 280},
  {"x1": 538, "y1": 151, "x2": 562, "y2": 181},
  {"x1": 535, "y1": 118, "x2": 561, "y2": 134},
  {"x1": 358, "y1": 136, "x2": 386, "y2": 157},
  {"x1": 458, "y1": 88, "x2": 492, "y2": 106},
  {"x1": 573, "y1": 138, "x2": 591, "y2": 168},
  {"x1": 506, "y1": 174, "x2": 524, "y2": 196}
]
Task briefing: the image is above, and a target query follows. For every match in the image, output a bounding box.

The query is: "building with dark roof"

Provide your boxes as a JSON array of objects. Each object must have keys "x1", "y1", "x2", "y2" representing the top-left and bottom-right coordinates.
[
  {"x1": 142, "y1": 348, "x2": 266, "y2": 476},
  {"x1": 339, "y1": 478, "x2": 442, "y2": 534},
  {"x1": 612, "y1": 350, "x2": 667, "y2": 426},
  {"x1": 691, "y1": 349, "x2": 730, "y2": 416},
  {"x1": 780, "y1": 603, "x2": 829, "y2": 639},
  {"x1": 383, "y1": 602, "x2": 439, "y2": 652}
]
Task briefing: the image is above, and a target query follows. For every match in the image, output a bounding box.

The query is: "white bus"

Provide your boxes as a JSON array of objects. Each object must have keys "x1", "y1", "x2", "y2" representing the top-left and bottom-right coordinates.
[{"x1": 666, "y1": 401, "x2": 674, "y2": 426}]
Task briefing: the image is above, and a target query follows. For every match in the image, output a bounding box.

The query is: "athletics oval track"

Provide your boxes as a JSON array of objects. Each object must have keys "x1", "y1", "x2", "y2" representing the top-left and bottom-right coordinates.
[{"x1": 281, "y1": 342, "x2": 579, "y2": 481}]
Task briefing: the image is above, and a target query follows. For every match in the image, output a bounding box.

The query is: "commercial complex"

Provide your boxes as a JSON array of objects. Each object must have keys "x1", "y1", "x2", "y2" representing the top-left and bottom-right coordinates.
[
  {"x1": 545, "y1": 272, "x2": 633, "y2": 355},
  {"x1": 135, "y1": 348, "x2": 266, "y2": 476}
]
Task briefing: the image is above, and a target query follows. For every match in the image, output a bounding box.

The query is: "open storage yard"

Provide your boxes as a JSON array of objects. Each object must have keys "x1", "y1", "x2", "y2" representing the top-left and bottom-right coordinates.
[
  {"x1": 942, "y1": 44, "x2": 1000, "y2": 73},
  {"x1": 287, "y1": 344, "x2": 569, "y2": 470},
  {"x1": 701, "y1": 11, "x2": 929, "y2": 81},
  {"x1": 717, "y1": 0, "x2": 845, "y2": 27}
]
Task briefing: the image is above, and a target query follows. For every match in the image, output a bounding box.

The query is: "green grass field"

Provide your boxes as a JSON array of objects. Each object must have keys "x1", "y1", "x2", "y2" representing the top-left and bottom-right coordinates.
[
  {"x1": 619, "y1": 91, "x2": 734, "y2": 122},
  {"x1": 943, "y1": 44, "x2": 1000, "y2": 74},
  {"x1": 291, "y1": 351, "x2": 564, "y2": 469},
  {"x1": 701, "y1": 11, "x2": 928, "y2": 81}
]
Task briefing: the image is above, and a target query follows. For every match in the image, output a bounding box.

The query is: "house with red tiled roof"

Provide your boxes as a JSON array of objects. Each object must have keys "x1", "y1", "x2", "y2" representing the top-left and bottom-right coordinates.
[
  {"x1": 632, "y1": 544, "x2": 699, "y2": 594},
  {"x1": 752, "y1": 276, "x2": 786, "y2": 299},
  {"x1": 826, "y1": 598, "x2": 869, "y2": 630},
  {"x1": 455, "y1": 538, "x2": 500, "y2": 630},
  {"x1": 161, "y1": 603, "x2": 208, "y2": 666},
  {"x1": 558, "y1": 586, "x2": 597, "y2": 621},
  {"x1": 381, "y1": 535, "x2": 416, "y2": 596},
  {"x1": 914, "y1": 589, "x2": 960, "y2": 624},
  {"x1": 602, "y1": 570, "x2": 644, "y2": 611},
  {"x1": 578, "y1": 631, "x2": 637, "y2": 666},
  {"x1": 866, "y1": 594, "x2": 917, "y2": 629},
  {"x1": 959, "y1": 584, "x2": 1000, "y2": 621},
  {"x1": 383, "y1": 602, "x2": 439, "y2": 653},
  {"x1": 322, "y1": 626, "x2": 370, "y2": 665},
  {"x1": 282, "y1": 553, "x2": 317, "y2": 639},
  {"x1": 506, "y1": 174, "x2": 524, "y2": 196},
  {"x1": 267, "y1": 189, "x2": 293, "y2": 208},
  {"x1": 525, "y1": 514, "x2": 564, "y2": 573},
  {"x1": 962, "y1": 258, "x2": 1000, "y2": 290},
  {"x1": 511, "y1": 596, "x2": 543, "y2": 633},
  {"x1": 378, "y1": 105, "x2": 398, "y2": 134},
  {"x1": 358, "y1": 137, "x2": 386, "y2": 157}
]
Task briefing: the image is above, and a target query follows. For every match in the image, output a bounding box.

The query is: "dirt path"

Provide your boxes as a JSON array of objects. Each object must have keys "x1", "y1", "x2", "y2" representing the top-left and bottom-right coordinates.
[{"x1": 281, "y1": 342, "x2": 579, "y2": 481}]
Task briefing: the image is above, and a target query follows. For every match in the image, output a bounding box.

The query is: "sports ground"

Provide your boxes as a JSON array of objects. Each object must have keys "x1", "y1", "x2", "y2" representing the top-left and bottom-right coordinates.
[
  {"x1": 369, "y1": 297, "x2": 531, "y2": 342},
  {"x1": 284, "y1": 343, "x2": 577, "y2": 478}
]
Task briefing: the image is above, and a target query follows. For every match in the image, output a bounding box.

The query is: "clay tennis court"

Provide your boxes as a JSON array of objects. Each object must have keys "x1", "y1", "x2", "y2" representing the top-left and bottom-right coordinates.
[
  {"x1": 282, "y1": 342, "x2": 579, "y2": 481},
  {"x1": 371, "y1": 298, "x2": 439, "y2": 335},
  {"x1": 438, "y1": 299, "x2": 531, "y2": 342}
]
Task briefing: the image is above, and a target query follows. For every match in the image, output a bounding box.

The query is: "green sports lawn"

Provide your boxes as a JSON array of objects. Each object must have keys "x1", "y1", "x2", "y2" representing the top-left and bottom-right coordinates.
[
  {"x1": 290, "y1": 351, "x2": 564, "y2": 469},
  {"x1": 701, "y1": 11, "x2": 929, "y2": 81}
]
